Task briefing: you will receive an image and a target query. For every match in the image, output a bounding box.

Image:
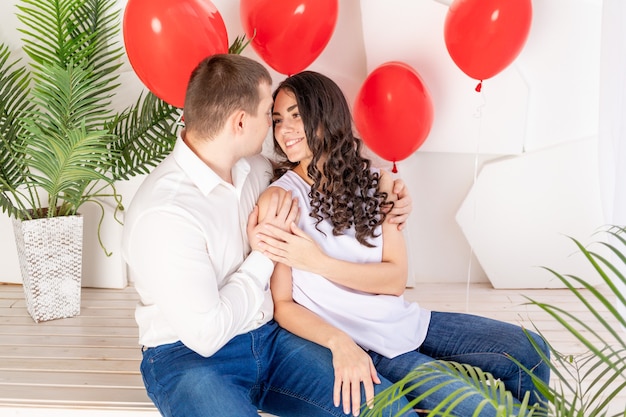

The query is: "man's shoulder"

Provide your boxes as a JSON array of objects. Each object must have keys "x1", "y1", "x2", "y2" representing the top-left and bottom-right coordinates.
[
  {"x1": 242, "y1": 154, "x2": 272, "y2": 190},
  {"x1": 244, "y1": 154, "x2": 272, "y2": 173},
  {"x1": 125, "y1": 157, "x2": 190, "y2": 218}
]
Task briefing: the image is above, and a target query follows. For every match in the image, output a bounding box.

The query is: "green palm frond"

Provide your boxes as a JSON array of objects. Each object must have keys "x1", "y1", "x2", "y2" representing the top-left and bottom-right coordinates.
[
  {"x1": 22, "y1": 122, "x2": 111, "y2": 190},
  {"x1": 0, "y1": 0, "x2": 175, "y2": 257},
  {"x1": 0, "y1": 44, "x2": 34, "y2": 218},
  {"x1": 0, "y1": 0, "x2": 163, "y2": 225},
  {"x1": 229, "y1": 34, "x2": 253, "y2": 55},
  {"x1": 69, "y1": 0, "x2": 123, "y2": 71},
  {"x1": 11, "y1": 59, "x2": 119, "y2": 219},
  {"x1": 108, "y1": 92, "x2": 180, "y2": 181},
  {"x1": 523, "y1": 226, "x2": 626, "y2": 417},
  {"x1": 17, "y1": 0, "x2": 123, "y2": 72},
  {"x1": 16, "y1": 0, "x2": 78, "y2": 67},
  {"x1": 19, "y1": 120, "x2": 114, "y2": 218},
  {"x1": 28, "y1": 60, "x2": 111, "y2": 135},
  {"x1": 17, "y1": 0, "x2": 122, "y2": 130},
  {"x1": 518, "y1": 329, "x2": 625, "y2": 417},
  {"x1": 363, "y1": 226, "x2": 626, "y2": 417},
  {"x1": 362, "y1": 361, "x2": 543, "y2": 417},
  {"x1": 532, "y1": 347, "x2": 626, "y2": 417}
]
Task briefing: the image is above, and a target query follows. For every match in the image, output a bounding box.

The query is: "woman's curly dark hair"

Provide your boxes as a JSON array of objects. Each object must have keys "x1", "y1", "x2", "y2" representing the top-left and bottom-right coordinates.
[{"x1": 271, "y1": 71, "x2": 393, "y2": 247}]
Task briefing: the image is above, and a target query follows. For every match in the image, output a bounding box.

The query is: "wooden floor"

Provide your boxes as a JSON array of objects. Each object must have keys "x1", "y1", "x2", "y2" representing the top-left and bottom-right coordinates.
[{"x1": 0, "y1": 281, "x2": 623, "y2": 416}]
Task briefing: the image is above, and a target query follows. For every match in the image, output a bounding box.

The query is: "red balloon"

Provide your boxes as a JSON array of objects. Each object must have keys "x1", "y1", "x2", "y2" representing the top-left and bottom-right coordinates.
[
  {"x1": 240, "y1": 0, "x2": 338, "y2": 75},
  {"x1": 444, "y1": 0, "x2": 532, "y2": 84},
  {"x1": 354, "y1": 62, "x2": 434, "y2": 170},
  {"x1": 123, "y1": 0, "x2": 229, "y2": 108}
]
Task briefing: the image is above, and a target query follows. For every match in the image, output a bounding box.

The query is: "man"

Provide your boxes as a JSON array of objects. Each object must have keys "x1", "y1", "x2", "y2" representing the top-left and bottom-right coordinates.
[{"x1": 122, "y1": 54, "x2": 413, "y2": 417}]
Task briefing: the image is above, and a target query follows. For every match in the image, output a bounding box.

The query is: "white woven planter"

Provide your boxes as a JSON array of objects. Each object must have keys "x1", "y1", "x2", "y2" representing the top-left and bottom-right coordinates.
[{"x1": 12, "y1": 215, "x2": 83, "y2": 323}]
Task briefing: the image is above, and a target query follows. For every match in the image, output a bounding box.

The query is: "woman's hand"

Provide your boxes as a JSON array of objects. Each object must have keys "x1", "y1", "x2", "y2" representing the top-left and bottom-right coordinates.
[
  {"x1": 256, "y1": 222, "x2": 327, "y2": 270},
  {"x1": 328, "y1": 333, "x2": 381, "y2": 416},
  {"x1": 271, "y1": 263, "x2": 380, "y2": 416}
]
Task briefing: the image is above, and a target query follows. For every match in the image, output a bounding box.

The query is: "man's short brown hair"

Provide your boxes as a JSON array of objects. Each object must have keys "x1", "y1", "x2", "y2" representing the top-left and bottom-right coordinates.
[{"x1": 183, "y1": 54, "x2": 272, "y2": 139}]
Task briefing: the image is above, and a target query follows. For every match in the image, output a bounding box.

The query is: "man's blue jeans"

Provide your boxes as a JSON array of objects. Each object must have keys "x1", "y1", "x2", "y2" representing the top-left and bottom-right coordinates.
[
  {"x1": 369, "y1": 311, "x2": 550, "y2": 416},
  {"x1": 140, "y1": 320, "x2": 416, "y2": 417}
]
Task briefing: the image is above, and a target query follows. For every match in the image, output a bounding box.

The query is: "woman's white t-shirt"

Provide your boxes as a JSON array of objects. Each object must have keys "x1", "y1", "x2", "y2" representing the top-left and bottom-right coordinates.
[{"x1": 271, "y1": 170, "x2": 431, "y2": 358}]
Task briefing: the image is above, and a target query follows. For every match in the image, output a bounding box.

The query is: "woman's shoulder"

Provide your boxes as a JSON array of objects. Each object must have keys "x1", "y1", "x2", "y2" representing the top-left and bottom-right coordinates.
[
  {"x1": 257, "y1": 184, "x2": 291, "y2": 222},
  {"x1": 259, "y1": 184, "x2": 290, "y2": 202}
]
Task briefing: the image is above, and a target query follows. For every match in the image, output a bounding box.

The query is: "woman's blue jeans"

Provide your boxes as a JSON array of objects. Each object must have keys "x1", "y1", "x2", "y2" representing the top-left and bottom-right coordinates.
[
  {"x1": 368, "y1": 311, "x2": 550, "y2": 416},
  {"x1": 140, "y1": 320, "x2": 416, "y2": 417}
]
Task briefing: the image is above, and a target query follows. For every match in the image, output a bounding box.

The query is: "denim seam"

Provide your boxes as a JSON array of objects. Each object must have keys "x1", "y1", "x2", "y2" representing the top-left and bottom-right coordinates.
[
  {"x1": 144, "y1": 351, "x2": 173, "y2": 416},
  {"x1": 250, "y1": 329, "x2": 264, "y2": 401},
  {"x1": 525, "y1": 358, "x2": 547, "y2": 400}
]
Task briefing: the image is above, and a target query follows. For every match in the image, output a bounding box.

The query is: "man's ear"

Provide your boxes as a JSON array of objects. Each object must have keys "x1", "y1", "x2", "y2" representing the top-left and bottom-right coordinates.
[
  {"x1": 226, "y1": 110, "x2": 246, "y2": 136},
  {"x1": 234, "y1": 110, "x2": 246, "y2": 132}
]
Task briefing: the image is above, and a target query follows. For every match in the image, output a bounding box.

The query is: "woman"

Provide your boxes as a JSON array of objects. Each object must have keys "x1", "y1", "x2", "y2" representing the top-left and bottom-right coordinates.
[{"x1": 256, "y1": 71, "x2": 550, "y2": 417}]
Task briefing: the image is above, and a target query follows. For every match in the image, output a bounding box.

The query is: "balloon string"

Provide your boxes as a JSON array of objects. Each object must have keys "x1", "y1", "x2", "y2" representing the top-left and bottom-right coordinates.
[
  {"x1": 392, "y1": 161, "x2": 398, "y2": 173},
  {"x1": 465, "y1": 88, "x2": 486, "y2": 312}
]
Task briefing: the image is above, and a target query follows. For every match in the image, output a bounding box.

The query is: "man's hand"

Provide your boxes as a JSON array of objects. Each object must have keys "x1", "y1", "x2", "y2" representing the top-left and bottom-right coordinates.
[
  {"x1": 385, "y1": 178, "x2": 412, "y2": 231},
  {"x1": 247, "y1": 190, "x2": 299, "y2": 253}
]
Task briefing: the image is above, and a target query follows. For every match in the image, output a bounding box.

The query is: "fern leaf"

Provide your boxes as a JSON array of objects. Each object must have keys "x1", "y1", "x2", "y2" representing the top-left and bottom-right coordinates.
[{"x1": 108, "y1": 93, "x2": 180, "y2": 180}]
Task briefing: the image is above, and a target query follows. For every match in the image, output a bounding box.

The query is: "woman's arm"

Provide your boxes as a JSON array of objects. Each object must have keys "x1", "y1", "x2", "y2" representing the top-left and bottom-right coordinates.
[
  {"x1": 270, "y1": 261, "x2": 380, "y2": 416},
  {"x1": 258, "y1": 170, "x2": 409, "y2": 296},
  {"x1": 256, "y1": 186, "x2": 380, "y2": 415}
]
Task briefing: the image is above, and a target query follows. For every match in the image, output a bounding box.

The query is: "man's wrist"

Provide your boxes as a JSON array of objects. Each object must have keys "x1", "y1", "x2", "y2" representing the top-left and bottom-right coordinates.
[{"x1": 245, "y1": 250, "x2": 274, "y2": 290}]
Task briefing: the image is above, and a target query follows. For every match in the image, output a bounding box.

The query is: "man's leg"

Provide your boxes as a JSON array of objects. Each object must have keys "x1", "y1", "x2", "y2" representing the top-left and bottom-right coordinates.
[
  {"x1": 140, "y1": 338, "x2": 261, "y2": 417},
  {"x1": 257, "y1": 322, "x2": 417, "y2": 417}
]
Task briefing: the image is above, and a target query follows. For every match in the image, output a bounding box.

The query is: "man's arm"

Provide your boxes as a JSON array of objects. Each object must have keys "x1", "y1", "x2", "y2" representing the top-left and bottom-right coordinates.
[
  {"x1": 385, "y1": 178, "x2": 413, "y2": 230},
  {"x1": 126, "y1": 209, "x2": 274, "y2": 357}
]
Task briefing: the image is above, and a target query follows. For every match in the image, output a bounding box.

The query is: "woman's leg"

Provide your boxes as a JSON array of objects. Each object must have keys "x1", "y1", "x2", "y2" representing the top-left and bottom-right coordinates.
[
  {"x1": 420, "y1": 311, "x2": 550, "y2": 404},
  {"x1": 370, "y1": 349, "x2": 500, "y2": 417},
  {"x1": 370, "y1": 311, "x2": 550, "y2": 415}
]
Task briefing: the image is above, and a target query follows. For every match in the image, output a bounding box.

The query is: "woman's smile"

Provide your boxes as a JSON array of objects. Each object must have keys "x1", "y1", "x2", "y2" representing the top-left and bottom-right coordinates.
[{"x1": 284, "y1": 137, "x2": 304, "y2": 148}]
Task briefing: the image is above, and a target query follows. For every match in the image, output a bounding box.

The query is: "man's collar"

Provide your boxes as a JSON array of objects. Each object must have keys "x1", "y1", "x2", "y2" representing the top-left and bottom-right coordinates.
[{"x1": 172, "y1": 135, "x2": 251, "y2": 195}]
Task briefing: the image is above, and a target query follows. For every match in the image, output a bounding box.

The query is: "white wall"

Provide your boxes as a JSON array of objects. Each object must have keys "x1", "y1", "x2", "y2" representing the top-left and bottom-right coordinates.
[
  {"x1": 599, "y1": 0, "x2": 626, "y2": 328},
  {"x1": 0, "y1": 0, "x2": 607, "y2": 289}
]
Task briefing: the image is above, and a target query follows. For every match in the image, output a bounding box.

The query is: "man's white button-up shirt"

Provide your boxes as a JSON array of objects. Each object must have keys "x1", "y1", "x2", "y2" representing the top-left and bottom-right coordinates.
[{"x1": 122, "y1": 136, "x2": 275, "y2": 357}]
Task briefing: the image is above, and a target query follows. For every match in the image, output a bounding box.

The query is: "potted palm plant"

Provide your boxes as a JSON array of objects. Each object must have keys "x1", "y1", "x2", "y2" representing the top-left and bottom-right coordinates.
[
  {"x1": 361, "y1": 226, "x2": 626, "y2": 417},
  {"x1": 0, "y1": 0, "x2": 180, "y2": 322}
]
